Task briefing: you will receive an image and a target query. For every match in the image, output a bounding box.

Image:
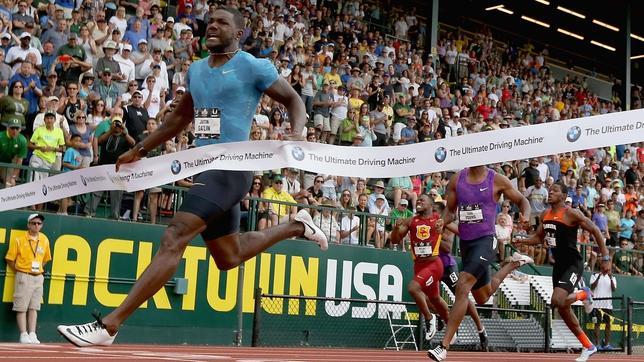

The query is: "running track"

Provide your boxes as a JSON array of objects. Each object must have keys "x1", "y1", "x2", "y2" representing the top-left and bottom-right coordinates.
[{"x1": 0, "y1": 344, "x2": 639, "y2": 361}]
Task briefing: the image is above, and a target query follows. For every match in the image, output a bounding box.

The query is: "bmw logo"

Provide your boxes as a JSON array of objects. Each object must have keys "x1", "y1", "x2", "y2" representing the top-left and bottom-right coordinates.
[
  {"x1": 434, "y1": 147, "x2": 447, "y2": 163},
  {"x1": 170, "y1": 160, "x2": 182, "y2": 175},
  {"x1": 291, "y1": 146, "x2": 305, "y2": 161},
  {"x1": 80, "y1": 175, "x2": 87, "y2": 186},
  {"x1": 42, "y1": 185, "x2": 48, "y2": 196},
  {"x1": 567, "y1": 126, "x2": 582, "y2": 142}
]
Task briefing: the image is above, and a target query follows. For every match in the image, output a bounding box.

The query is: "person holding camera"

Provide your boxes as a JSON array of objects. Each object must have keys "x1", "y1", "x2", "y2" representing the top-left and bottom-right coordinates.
[{"x1": 84, "y1": 113, "x2": 135, "y2": 218}]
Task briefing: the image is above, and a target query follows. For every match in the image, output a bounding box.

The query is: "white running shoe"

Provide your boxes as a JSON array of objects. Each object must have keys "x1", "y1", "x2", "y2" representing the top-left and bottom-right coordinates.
[
  {"x1": 294, "y1": 209, "x2": 328, "y2": 250},
  {"x1": 57, "y1": 313, "x2": 117, "y2": 347},
  {"x1": 424, "y1": 315, "x2": 437, "y2": 340},
  {"x1": 427, "y1": 344, "x2": 447, "y2": 361},
  {"x1": 19, "y1": 332, "x2": 31, "y2": 344},
  {"x1": 575, "y1": 345, "x2": 598, "y2": 362},
  {"x1": 28, "y1": 332, "x2": 40, "y2": 344},
  {"x1": 511, "y1": 251, "x2": 534, "y2": 266}
]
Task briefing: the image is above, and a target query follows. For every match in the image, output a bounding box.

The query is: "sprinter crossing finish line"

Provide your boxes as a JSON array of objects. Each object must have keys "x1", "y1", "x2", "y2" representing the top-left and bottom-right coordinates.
[{"x1": 56, "y1": 7, "x2": 329, "y2": 347}]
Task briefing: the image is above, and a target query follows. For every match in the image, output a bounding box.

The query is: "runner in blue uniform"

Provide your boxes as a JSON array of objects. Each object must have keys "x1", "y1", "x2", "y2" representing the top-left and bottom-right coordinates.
[{"x1": 57, "y1": 8, "x2": 327, "y2": 347}]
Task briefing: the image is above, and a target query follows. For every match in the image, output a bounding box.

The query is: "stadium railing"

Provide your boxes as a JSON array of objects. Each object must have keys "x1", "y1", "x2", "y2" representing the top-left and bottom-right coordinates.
[
  {"x1": 251, "y1": 287, "x2": 550, "y2": 352},
  {"x1": 627, "y1": 298, "x2": 644, "y2": 355}
]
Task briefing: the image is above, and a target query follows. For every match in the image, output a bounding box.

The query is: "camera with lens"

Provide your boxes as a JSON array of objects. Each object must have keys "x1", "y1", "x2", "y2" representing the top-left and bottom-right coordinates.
[{"x1": 114, "y1": 120, "x2": 124, "y2": 128}]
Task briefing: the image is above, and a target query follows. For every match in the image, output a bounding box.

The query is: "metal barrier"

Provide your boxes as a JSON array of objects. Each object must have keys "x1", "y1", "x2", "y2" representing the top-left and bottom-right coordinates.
[
  {"x1": 578, "y1": 296, "x2": 627, "y2": 353},
  {"x1": 251, "y1": 289, "x2": 550, "y2": 352},
  {"x1": 627, "y1": 299, "x2": 644, "y2": 355}
]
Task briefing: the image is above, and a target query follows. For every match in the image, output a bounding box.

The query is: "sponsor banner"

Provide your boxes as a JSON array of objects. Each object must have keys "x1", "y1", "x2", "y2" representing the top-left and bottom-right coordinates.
[{"x1": 0, "y1": 109, "x2": 643, "y2": 211}]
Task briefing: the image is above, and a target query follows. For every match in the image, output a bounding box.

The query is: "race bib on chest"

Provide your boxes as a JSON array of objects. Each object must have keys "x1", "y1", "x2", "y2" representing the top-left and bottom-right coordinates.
[
  {"x1": 459, "y1": 204, "x2": 483, "y2": 224},
  {"x1": 545, "y1": 235, "x2": 557, "y2": 247},
  {"x1": 31, "y1": 261, "x2": 41, "y2": 273},
  {"x1": 414, "y1": 246, "x2": 432, "y2": 257},
  {"x1": 194, "y1": 108, "x2": 221, "y2": 138}
]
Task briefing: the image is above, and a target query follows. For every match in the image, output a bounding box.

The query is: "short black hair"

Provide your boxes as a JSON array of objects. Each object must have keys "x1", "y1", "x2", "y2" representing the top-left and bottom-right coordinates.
[
  {"x1": 554, "y1": 182, "x2": 567, "y2": 195},
  {"x1": 218, "y1": 7, "x2": 244, "y2": 29}
]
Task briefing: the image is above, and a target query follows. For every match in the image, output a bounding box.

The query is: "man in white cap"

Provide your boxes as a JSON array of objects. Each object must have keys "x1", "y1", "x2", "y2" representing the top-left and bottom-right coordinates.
[
  {"x1": 114, "y1": 43, "x2": 136, "y2": 93},
  {"x1": 122, "y1": 89, "x2": 148, "y2": 140},
  {"x1": 5, "y1": 32, "x2": 41, "y2": 75},
  {"x1": 131, "y1": 39, "x2": 150, "y2": 85},
  {"x1": 5, "y1": 213, "x2": 51, "y2": 344},
  {"x1": 32, "y1": 96, "x2": 68, "y2": 134}
]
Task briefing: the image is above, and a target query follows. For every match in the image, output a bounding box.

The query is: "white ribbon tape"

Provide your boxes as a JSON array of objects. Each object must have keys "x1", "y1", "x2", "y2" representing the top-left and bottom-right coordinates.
[{"x1": 1, "y1": 109, "x2": 643, "y2": 212}]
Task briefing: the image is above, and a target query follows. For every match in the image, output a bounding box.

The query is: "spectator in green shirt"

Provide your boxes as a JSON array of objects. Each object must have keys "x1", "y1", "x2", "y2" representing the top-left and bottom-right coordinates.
[
  {"x1": 0, "y1": 118, "x2": 28, "y2": 187},
  {"x1": 613, "y1": 239, "x2": 637, "y2": 275},
  {"x1": 392, "y1": 93, "x2": 411, "y2": 143},
  {"x1": 338, "y1": 108, "x2": 358, "y2": 145}
]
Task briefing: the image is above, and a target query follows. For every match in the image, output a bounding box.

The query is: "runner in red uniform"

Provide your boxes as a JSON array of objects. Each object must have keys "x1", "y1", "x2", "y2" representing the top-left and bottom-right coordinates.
[{"x1": 392, "y1": 194, "x2": 450, "y2": 341}]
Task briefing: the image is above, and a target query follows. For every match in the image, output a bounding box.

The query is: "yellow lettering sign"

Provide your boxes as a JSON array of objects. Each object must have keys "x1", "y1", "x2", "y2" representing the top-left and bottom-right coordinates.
[
  {"x1": 94, "y1": 239, "x2": 134, "y2": 307},
  {"x1": 206, "y1": 256, "x2": 237, "y2": 312},
  {"x1": 181, "y1": 246, "x2": 207, "y2": 311},
  {"x1": 48, "y1": 235, "x2": 92, "y2": 305},
  {"x1": 288, "y1": 256, "x2": 319, "y2": 316}
]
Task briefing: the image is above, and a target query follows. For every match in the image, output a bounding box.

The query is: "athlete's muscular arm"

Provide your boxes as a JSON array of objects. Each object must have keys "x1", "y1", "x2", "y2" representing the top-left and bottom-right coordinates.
[
  {"x1": 390, "y1": 217, "x2": 412, "y2": 244},
  {"x1": 514, "y1": 216, "x2": 545, "y2": 245},
  {"x1": 443, "y1": 173, "x2": 458, "y2": 226},
  {"x1": 116, "y1": 94, "x2": 194, "y2": 171},
  {"x1": 496, "y1": 173, "x2": 530, "y2": 224},
  {"x1": 570, "y1": 208, "x2": 611, "y2": 273},
  {"x1": 264, "y1": 77, "x2": 307, "y2": 139}
]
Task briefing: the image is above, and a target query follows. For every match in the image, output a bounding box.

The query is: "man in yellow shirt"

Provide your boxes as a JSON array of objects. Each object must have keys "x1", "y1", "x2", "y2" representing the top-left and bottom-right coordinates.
[
  {"x1": 323, "y1": 65, "x2": 341, "y2": 87},
  {"x1": 5, "y1": 213, "x2": 51, "y2": 344},
  {"x1": 262, "y1": 175, "x2": 298, "y2": 226},
  {"x1": 28, "y1": 111, "x2": 65, "y2": 182}
]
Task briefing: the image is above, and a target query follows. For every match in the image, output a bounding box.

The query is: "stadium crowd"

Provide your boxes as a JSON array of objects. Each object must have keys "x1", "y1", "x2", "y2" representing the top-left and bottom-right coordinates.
[{"x1": 0, "y1": 0, "x2": 641, "y2": 275}]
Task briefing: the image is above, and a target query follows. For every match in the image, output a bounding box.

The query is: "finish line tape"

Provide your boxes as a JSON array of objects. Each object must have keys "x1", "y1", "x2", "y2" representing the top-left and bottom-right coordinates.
[{"x1": 1, "y1": 109, "x2": 643, "y2": 212}]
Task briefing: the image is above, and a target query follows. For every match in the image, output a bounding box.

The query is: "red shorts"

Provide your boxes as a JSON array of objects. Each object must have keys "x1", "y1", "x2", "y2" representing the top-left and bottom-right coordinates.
[{"x1": 413, "y1": 258, "x2": 444, "y2": 298}]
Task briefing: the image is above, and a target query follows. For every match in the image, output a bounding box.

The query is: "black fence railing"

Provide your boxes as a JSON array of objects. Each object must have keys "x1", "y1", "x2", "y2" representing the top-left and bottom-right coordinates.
[
  {"x1": 251, "y1": 289, "x2": 550, "y2": 352},
  {"x1": 627, "y1": 299, "x2": 644, "y2": 355}
]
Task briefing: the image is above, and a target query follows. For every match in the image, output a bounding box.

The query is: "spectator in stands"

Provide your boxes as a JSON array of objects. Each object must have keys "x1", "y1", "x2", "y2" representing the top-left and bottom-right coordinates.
[
  {"x1": 58, "y1": 133, "x2": 82, "y2": 214},
  {"x1": 313, "y1": 200, "x2": 340, "y2": 244},
  {"x1": 10, "y1": 61, "x2": 41, "y2": 127},
  {"x1": 312, "y1": 82, "x2": 332, "y2": 142},
  {"x1": 368, "y1": 194, "x2": 389, "y2": 248},
  {"x1": 589, "y1": 267, "x2": 617, "y2": 350},
  {"x1": 122, "y1": 89, "x2": 148, "y2": 140},
  {"x1": 262, "y1": 174, "x2": 297, "y2": 226},
  {"x1": 93, "y1": 67, "x2": 121, "y2": 112},
  {"x1": 42, "y1": 18, "x2": 68, "y2": 53},
  {"x1": 28, "y1": 110, "x2": 64, "y2": 191},
  {"x1": 0, "y1": 80, "x2": 29, "y2": 128},
  {"x1": 6, "y1": 32, "x2": 41, "y2": 75},
  {"x1": 386, "y1": 176, "x2": 417, "y2": 210},
  {"x1": 0, "y1": 118, "x2": 27, "y2": 187},
  {"x1": 613, "y1": 238, "x2": 639, "y2": 276},
  {"x1": 86, "y1": 112, "x2": 134, "y2": 218}
]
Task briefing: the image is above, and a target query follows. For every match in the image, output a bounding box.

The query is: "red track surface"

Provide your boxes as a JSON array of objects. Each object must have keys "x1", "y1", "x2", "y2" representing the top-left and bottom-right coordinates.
[{"x1": 0, "y1": 344, "x2": 639, "y2": 361}]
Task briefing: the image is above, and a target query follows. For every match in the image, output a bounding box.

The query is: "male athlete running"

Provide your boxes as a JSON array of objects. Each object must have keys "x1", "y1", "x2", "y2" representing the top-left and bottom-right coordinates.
[{"x1": 57, "y1": 8, "x2": 327, "y2": 346}]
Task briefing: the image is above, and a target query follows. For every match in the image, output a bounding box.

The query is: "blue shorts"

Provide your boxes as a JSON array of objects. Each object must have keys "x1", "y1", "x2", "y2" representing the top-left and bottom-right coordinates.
[
  {"x1": 460, "y1": 235, "x2": 496, "y2": 291},
  {"x1": 179, "y1": 170, "x2": 254, "y2": 240}
]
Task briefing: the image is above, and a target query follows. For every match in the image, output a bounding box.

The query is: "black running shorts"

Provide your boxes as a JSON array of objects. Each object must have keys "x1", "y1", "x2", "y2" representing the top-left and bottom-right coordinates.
[
  {"x1": 460, "y1": 235, "x2": 496, "y2": 291},
  {"x1": 179, "y1": 170, "x2": 254, "y2": 240},
  {"x1": 552, "y1": 256, "x2": 584, "y2": 294},
  {"x1": 441, "y1": 264, "x2": 460, "y2": 292}
]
